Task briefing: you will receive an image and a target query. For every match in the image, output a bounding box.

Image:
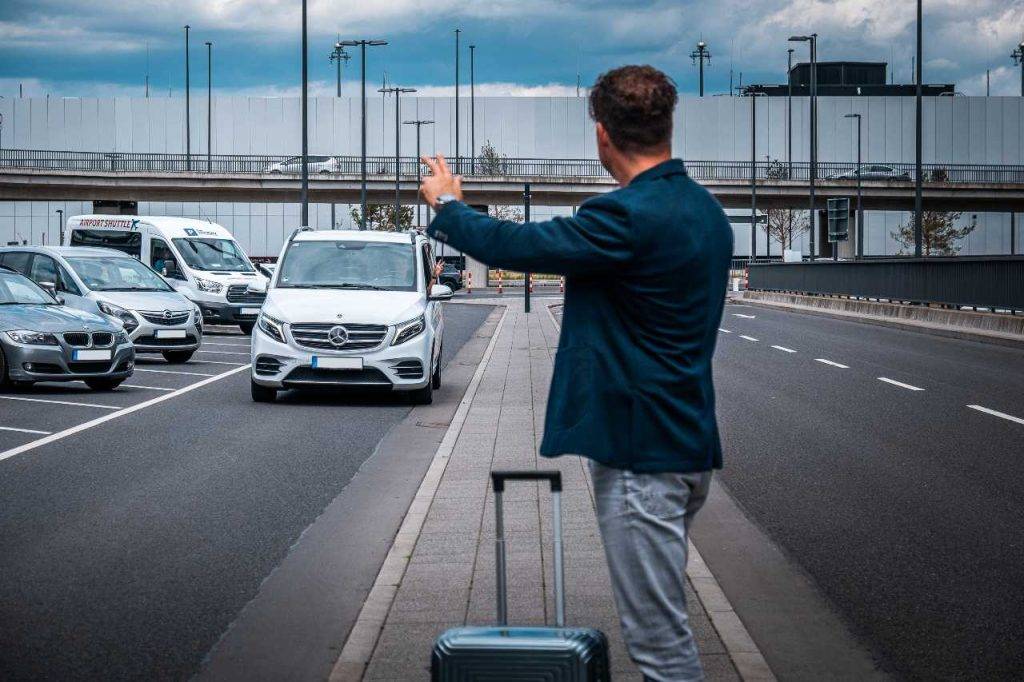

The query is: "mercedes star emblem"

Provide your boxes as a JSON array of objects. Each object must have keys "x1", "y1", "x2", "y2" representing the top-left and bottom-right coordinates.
[{"x1": 327, "y1": 325, "x2": 349, "y2": 347}]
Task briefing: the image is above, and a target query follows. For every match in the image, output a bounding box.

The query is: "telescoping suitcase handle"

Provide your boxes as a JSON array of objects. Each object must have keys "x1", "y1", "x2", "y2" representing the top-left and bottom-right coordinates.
[{"x1": 490, "y1": 471, "x2": 565, "y2": 628}]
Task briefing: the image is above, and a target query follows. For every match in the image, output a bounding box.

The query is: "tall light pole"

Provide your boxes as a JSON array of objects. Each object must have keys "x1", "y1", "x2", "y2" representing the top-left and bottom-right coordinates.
[
  {"x1": 380, "y1": 86, "x2": 416, "y2": 229},
  {"x1": 787, "y1": 48, "x2": 794, "y2": 179},
  {"x1": 56, "y1": 209, "x2": 64, "y2": 246},
  {"x1": 845, "y1": 113, "x2": 863, "y2": 258},
  {"x1": 1012, "y1": 42, "x2": 1024, "y2": 96},
  {"x1": 749, "y1": 92, "x2": 765, "y2": 262},
  {"x1": 184, "y1": 25, "x2": 191, "y2": 171},
  {"x1": 404, "y1": 119, "x2": 435, "y2": 227},
  {"x1": 913, "y1": 0, "x2": 923, "y2": 257},
  {"x1": 454, "y1": 29, "x2": 461, "y2": 175},
  {"x1": 470, "y1": 44, "x2": 476, "y2": 174},
  {"x1": 690, "y1": 40, "x2": 711, "y2": 97},
  {"x1": 329, "y1": 42, "x2": 350, "y2": 97},
  {"x1": 789, "y1": 34, "x2": 817, "y2": 257},
  {"x1": 300, "y1": 0, "x2": 309, "y2": 226},
  {"x1": 339, "y1": 39, "x2": 388, "y2": 229},
  {"x1": 205, "y1": 41, "x2": 212, "y2": 173}
]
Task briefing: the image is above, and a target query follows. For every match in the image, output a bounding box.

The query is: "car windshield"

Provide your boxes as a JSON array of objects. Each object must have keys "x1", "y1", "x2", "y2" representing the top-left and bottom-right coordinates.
[
  {"x1": 66, "y1": 256, "x2": 173, "y2": 292},
  {"x1": 172, "y1": 238, "x2": 254, "y2": 272},
  {"x1": 0, "y1": 271, "x2": 57, "y2": 305},
  {"x1": 277, "y1": 240, "x2": 417, "y2": 291}
]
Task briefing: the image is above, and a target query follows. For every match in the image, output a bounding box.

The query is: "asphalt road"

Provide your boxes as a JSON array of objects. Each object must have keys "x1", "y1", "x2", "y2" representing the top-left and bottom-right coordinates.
[
  {"x1": 0, "y1": 302, "x2": 494, "y2": 681},
  {"x1": 714, "y1": 302, "x2": 1024, "y2": 680}
]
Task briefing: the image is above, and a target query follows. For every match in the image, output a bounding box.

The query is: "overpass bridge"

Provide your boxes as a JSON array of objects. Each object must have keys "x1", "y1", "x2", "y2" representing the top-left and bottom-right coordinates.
[{"x1": 1, "y1": 150, "x2": 1023, "y2": 211}]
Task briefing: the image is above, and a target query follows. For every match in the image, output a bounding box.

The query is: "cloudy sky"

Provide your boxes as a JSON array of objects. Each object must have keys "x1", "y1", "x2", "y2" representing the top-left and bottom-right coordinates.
[{"x1": 0, "y1": 0, "x2": 1021, "y2": 99}]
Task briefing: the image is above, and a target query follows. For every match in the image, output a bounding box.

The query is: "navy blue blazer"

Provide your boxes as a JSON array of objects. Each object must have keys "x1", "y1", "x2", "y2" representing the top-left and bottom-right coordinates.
[{"x1": 428, "y1": 159, "x2": 733, "y2": 473}]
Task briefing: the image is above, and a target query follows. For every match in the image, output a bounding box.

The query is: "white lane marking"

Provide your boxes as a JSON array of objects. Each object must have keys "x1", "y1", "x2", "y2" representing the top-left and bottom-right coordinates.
[
  {"x1": 197, "y1": 349, "x2": 251, "y2": 356},
  {"x1": 122, "y1": 384, "x2": 177, "y2": 392},
  {"x1": 739, "y1": 335, "x2": 759, "y2": 342},
  {"x1": 0, "y1": 365, "x2": 251, "y2": 464},
  {"x1": 0, "y1": 426, "x2": 52, "y2": 435},
  {"x1": 134, "y1": 367, "x2": 216, "y2": 377},
  {"x1": 815, "y1": 358, "x2": 849, "y2": 369},
  {"x1": 771, "y1": 345, "x2": 797, "y2": 353},
  {"x1": 967, "y1": 404, "x2": 1024, "y2": 426},
  {"x1": 732, "y1": 313, "x2": 756, "y2": 319},
  {"x1": 192, "y1": 359, "x2": 247, "y2": 366},
  {"x1": 719, "y1": 328, "x2": 733, "y2": 333},
  {"x1": 0, "y1": 395, "x2": 121, "y2": 410},
  {"x1": 877, "y1": 377, "x2": 924, "y2": 391}
]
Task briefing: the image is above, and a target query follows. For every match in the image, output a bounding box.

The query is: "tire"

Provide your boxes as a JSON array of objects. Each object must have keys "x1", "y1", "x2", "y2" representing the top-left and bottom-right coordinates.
[
  {"x1": 431, "y1": 348, "x2": 442, "y2": 389},
  {"x1": 251, "y1": 379, "x2": 277, "y2": 403},
  {"x1": 239, "y1": 322, "x2": 255, "y2": 335},
  {"x1": 408, "y1": 381, "x2": 433, "y2": 405},
  {"x1": 85, "y1": 378, "x2": 124, "y2": 391},
  {"x1": 162, "y1": 350, "x2": 195, "y2": 363},
  {"x1": 0, "y1": 346, "x2": 11, "y2": 390}
]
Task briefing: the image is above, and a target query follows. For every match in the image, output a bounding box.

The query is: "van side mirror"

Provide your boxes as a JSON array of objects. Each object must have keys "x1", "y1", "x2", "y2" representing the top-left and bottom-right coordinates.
[
  {"x1": 429, "y1": 284, "x2": 453, "y2": 301},
  {"x1": 246, "y1": 279, "x2": 268, "y2": 295},
  {"x1": 162, "y1": 259, "x2": 181, "y2": 278}
]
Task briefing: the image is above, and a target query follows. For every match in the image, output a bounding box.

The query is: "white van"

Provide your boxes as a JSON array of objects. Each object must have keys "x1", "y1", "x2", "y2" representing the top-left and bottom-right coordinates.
[{"x1": 65, "y1": 215, "x2": 269, "y2": 334}]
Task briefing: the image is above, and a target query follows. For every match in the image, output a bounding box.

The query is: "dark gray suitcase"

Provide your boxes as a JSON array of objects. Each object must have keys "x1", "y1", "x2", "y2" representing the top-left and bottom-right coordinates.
[{"x1": 431, "y1": 470, "x2": 610, "y2": 681}]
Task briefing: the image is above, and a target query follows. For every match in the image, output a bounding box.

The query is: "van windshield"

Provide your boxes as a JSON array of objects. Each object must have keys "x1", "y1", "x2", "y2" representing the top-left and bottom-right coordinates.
[
  {"x1": 66, "y1": 256, "x2": 173, "y2": 292},
  {"x1": 277, "y1": 241, "x2": 417, "y2": 291},
  {"x1": 172, "y1": 238, "x2": 254, "y2": 272}
]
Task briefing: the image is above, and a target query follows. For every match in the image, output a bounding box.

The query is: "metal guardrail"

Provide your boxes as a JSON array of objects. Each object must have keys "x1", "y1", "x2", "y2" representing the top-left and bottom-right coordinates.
[
  {"x1": 1, "y1": 149, "x2": 1022, "y2": 184},
  {"x1": 747, "y1": 257, "x2": 1024, "y2": 310}
]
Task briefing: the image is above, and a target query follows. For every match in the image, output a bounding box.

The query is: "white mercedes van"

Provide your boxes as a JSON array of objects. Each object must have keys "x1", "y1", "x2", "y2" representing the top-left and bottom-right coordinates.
[
  {"x1": 65, "y1": 215, "x2": 269, "y2": 334},
  {"x1": 249, "y1": 229, "x2": 452, "y2": 404}
]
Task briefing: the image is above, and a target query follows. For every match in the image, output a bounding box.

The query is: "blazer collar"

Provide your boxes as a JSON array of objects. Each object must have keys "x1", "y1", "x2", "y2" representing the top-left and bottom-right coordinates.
[{"x1": 629, "y1": 158, "x2": 688, "y2": 186}]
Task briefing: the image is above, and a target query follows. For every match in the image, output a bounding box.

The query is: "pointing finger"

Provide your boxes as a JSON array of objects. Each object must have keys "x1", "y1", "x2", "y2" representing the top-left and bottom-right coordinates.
[
  {"x1": 421, "y1": 155, "x2": 440, "y2": 175},
  {"x1": 436, "y1": 154, "x2": 452, "y2": 177}
]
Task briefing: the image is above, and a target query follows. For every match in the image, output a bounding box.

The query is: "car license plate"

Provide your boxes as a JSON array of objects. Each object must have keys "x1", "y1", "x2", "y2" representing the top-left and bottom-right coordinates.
[
  {"x1": 312, "y1": 356, "x2": 363, "y2": 370},
  {"x1": 155, "y1": 329, "x2": 187, "y2": 339},
  {"x1": 241, "y1": 308, "x2": 261, "y2": 316},
  {"x1": 73, "y1": 349, "x2": 112, "y2": 361}
]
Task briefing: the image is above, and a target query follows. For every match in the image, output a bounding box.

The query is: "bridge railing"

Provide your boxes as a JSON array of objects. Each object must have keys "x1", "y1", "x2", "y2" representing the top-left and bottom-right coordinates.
[{"x1": 1, "y1": 149, "x2": 1023, "y2": 184}]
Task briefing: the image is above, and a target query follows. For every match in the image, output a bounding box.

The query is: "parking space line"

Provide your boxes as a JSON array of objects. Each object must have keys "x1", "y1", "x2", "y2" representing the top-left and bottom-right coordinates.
[
  {"x1": 967, "y1": 404, "x2": 1024, "y2": 426},
  {"x1": 0, "y1": 426, "x2": 52, "y2": 435},
  {"x1": 878, "y1": 377, "x2": 924, "y2": 391},
  {"x1": 0, "y1": 395, "x2": 121, "y2": 410},
  {"x1": 815, "y1": 358, "x2": 849, "y2": 369},
  {"x1": 0, "y1": 365, "x2": 252, "y2": 464},
  {"x1": 196, "y1": 350, "x2": 251, "y2": 356},
  {"x1": 719, "y1": 328, "x2": 732, "y2": 333},
  {"x1": 771, "y1": 345, "x2": 797, "y2": 353},
  {"x1": 192, "y1": 359, "x2": 247, "y2": 366},
  {"x1": 134, "y1": 368, "x2": 217, "y2": 377},
  {"x1": 739, "y1": 335, "x2": 759, "y2": 342},
  {"x1": 122, "y1": 384, "x2": 177, "y2": 392},
  {"x1": 732, "y1": 313, "x2": 756, "y2": 319}
]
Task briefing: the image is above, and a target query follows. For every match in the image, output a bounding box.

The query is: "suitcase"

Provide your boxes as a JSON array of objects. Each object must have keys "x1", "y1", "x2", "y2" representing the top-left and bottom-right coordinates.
[{"x1": 431, "y1": 470, "x2": 610, "y2": 681}]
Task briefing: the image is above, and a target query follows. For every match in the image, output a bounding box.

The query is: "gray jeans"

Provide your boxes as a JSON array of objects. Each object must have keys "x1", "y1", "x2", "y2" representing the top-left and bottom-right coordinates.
[{"x1": 590, "y1": 461, "x2": 713, "y2": 682}]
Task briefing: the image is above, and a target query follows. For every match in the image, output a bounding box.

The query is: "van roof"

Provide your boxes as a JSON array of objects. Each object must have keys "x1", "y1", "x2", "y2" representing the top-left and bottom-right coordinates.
[
  {"x1": 67, "y1": 215, "x2": 234, "y2": 240},
  {"x1": 292, "y1": 229, "x2": 421, "y2": 244}
]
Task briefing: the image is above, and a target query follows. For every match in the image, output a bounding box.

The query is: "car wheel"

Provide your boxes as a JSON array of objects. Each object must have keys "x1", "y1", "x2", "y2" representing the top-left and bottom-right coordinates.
[
  {"x1": 85, "y1": 378, "x2": 124, "y2": 391},
  {"x1": 0, "y1": 347, "x2": 11, "y2": 390},
  {"x1": 162, "y1": 350, "x2": 195, "y2": 363},
  {"x1": 239, "y1": 322, "x2": 255, "y2": 335},
  {"x1": 408, "y1": 381, "x2": 433, "y2": 405},
  {"x1": 431, "y1": 347, "x2": 442, "y2": 389},
  {"x1": 251, "y1": 379, "x2": 277, "y2": 402}
]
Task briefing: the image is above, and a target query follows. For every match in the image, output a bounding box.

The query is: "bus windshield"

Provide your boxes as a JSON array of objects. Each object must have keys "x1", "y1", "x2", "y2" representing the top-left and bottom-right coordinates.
[{"x1": 172, "y1": 238, "x2": 254, "y2": 273}]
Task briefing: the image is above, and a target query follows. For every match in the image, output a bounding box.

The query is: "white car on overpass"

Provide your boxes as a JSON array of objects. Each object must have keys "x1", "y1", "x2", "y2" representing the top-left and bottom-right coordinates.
[{"x1": 249, "y1": 229, "x2": 452, "y2": 403}]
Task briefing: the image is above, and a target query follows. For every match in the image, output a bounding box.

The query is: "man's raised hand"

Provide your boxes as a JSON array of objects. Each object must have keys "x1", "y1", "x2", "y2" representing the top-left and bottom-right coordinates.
[{"x1": 419, "y1": 154, "x2": 464, "y2": 210}]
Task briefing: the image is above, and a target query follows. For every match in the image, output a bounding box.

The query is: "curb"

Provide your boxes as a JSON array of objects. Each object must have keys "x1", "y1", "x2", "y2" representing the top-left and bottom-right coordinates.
[
  {"x1": 544, "y1": 302, "x2": 776, "y2": 682},
  {"x1": 328, "y1": 307, "x2": 509, "y2": 681}
]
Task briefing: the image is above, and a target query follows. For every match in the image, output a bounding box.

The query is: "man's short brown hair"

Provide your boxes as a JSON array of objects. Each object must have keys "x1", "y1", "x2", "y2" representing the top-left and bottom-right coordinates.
[{"x1": 588, "y1": 65, "x2": 678, "y2": 154}]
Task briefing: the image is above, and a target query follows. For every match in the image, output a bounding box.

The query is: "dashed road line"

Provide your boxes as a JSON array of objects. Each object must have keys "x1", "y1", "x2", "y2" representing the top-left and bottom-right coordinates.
[
  {"x1": 771, "y1": 345, "x2": 797, "y2": 353},
  {"x1": 732, "y1": 313, "x2": 756, "y2": 319},
  {"x1": 719, "y1": 328, "x2": 733, "y2": 333},
  {"x1": 0, "y1": 395, "x2": 121, "y2": 410},
  {"x1": 0, "y1": 426, "x2": 52, "y2": 435},
  {"x1": 815, "y1": 358, "x2": 849, "y2": 369},
  {"x1": 878, "y1": 377, "x2": 924, "y2": 391},
  {"x1": 967, "y1": 404, "x2": 1024, "y2": 426},
  {"x1": 122, "y1": 384, "x2": 177, "y2": 392},
  {"x1": 134, "y1": 367, "x2": 217, "y2": 377},
  {"x1": 739, "y1": 335, "x2": 759, "y2": 342}
]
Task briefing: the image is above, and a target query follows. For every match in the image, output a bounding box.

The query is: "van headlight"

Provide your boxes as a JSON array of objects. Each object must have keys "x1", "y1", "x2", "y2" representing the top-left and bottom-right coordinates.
[
  {"x1": 392, "y1": 315, "x2": 425, "y2": 346},
  {"x1": 195, "y1": 277, "x2": 224, "y2": 294},
  {"x1": 257, "y1": 313, "x2": 285, "y2": 343},
  {"x1": 5, "y1": 330, "x2": 59, "y2": 346},
  {"x1": 97, "y1": 301, "x2": 140, "y2": 333}
]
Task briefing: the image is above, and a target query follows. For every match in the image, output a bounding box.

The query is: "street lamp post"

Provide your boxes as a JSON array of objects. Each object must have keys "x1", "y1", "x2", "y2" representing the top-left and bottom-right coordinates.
[
  {"x1": 789, "y1": 34, "x2": 817, "y2": 257},
  {"x1": 845, "y1": 113, "x2": 863, "y2": 258},
  {"x1": 185, "y1": 25, "x2": 191, "y2": 171},
  {"x1": 380, "y1": 86, "x2": 416, "y2": 229},
  {"x1": 338, "y1": 39, "x2": 388, "y2": 229},
  {"x1": 454, "y1": 29, "x2": 461, "y2": 175},
  {"x1": 470, "y1": 44, "x2": 476, "y2": 174},
  {"x1": 1012, "y1": 42, "x2": 1024, "y2": 97},
  {"x1": 300, "y1": 0, "x2": 309, "y2": 227},
  {"x1": 787, "y1": 48, "x2": 794, "y2": 179},
  {"x1": 524, "y1": 183, "x2": 531, "y2": 313},
  {"x1": 749, "y1": 92, "x2": 765, "y2": 262},
  {"x1": 914, "y1": 0, "x2": 923, "y2": 257},
  {"x1": 690, "y1": 41, "x2": 711, "y2": 97},
  {"x1": 329, "y1": 43, "x2": 351, "y2": 97},
  {"x1": 404, "y1": 120, "x2": 435, "y2": 227},
  {"x1": 56, "y1": 209, "x2": 64, "y2": 246},
  {"x1": 205, "y1": 41, "x2": 212, "y2": 173}
]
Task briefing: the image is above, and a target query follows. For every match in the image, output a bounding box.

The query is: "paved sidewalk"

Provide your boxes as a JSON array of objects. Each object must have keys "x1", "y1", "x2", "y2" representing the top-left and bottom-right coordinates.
[{"x1": 333, "y1": 300, "x2": 752, "y2": 681}]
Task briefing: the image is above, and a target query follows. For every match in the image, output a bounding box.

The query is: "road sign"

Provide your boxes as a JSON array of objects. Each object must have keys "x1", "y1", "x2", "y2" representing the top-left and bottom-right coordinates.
[{"x1": 827, "y1": 197, "x2": 850, "y2": 243}]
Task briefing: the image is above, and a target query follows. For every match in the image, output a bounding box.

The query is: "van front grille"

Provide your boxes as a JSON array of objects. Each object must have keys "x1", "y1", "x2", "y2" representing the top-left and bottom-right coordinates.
[
  {"x1": 227, "y1": 285, "x2": 267, "y2": 305},
  {"x1": 289, "y1": 323, "x2": 388, "y2": 351}
]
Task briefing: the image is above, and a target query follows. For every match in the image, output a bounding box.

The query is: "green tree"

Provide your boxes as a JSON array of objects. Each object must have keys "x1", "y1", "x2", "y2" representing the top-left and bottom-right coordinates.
[{"x1": 349, "y1": 204, "x2": 414, "y2": 232}]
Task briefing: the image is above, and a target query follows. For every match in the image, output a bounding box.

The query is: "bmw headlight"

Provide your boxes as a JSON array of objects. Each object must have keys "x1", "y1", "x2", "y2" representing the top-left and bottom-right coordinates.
[
  {"x1": 97, "y1": 301, "x2": 140, "y2": 333},
  {"x1": 5, "y1": 330, "x2": 59, "y2": 346},
  {"x1": 257, "y1": 313, "x2": 285, "y2": 343},
  {"x1": 392, "y1": 315, "x2": 425, "y2": 346},
  {"x1": 195, "y1": 277, "x2": 224, "y2": 294}
]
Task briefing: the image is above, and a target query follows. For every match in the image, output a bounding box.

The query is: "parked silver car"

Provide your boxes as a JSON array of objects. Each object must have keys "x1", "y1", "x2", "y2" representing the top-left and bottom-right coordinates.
[
  {"x1": 264, "y1": 155, "x2": 341, "y2": 174},
  {"x1": 828, "y1": 164, "x2": 911, "y2": 181},
  {"x1": 0, "y1": 246, "x2": 203, "y2": 363},
  {"x1": 0, "y1": 266, "x2": 134, "y2": 390}
]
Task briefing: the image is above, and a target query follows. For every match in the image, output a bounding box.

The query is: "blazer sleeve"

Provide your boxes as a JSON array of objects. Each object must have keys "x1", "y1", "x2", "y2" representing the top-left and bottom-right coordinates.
[{"x1": 426, "y1": 194, "x2": 632, "y2": 276}]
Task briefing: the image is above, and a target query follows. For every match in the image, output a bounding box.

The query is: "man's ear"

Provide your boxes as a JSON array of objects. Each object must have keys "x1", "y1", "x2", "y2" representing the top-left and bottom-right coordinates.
[{"x1": 595, "y1": 122, "x2": 610, "y2": 147}]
